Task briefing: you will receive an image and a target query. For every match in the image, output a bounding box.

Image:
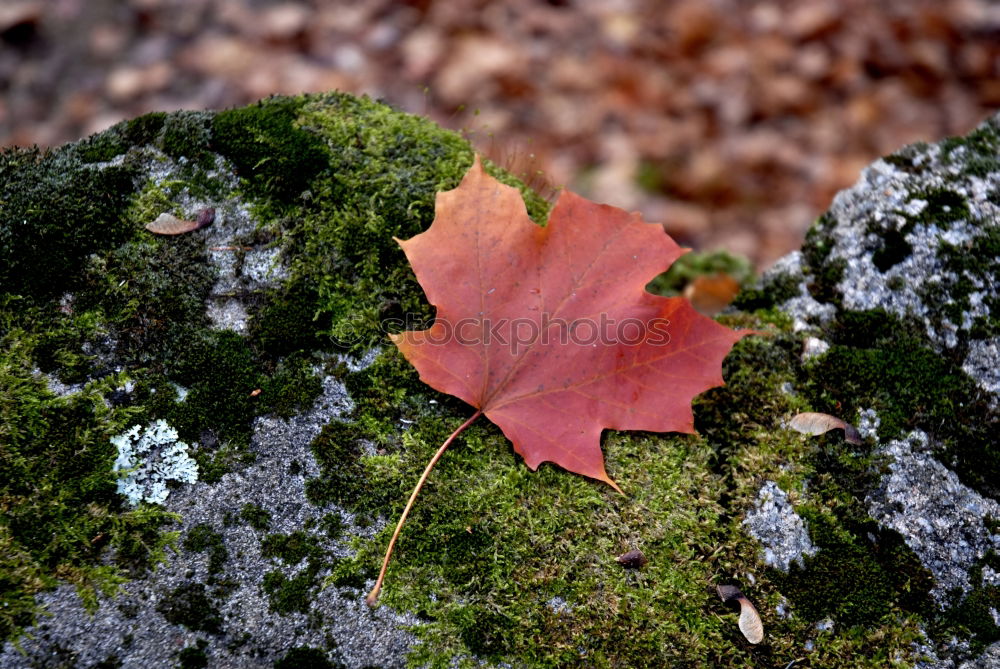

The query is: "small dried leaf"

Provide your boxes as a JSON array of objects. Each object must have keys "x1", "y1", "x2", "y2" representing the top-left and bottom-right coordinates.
[
  {"x1": 616, "y1": 548, "x2": 648, "y2": 569},
  {"x1": 145, "y1": 212, "x2": 200, "y2": 235},
  {"x1": 789, "y1": 412, "x2": 861, "y2": 445},
  {"x1": 717, "y1": 585, "x2": 764, "y2": 644},
  {"x1": 249, "y1": 388, "x2": 262, "y2": 397},
  {"x1": 145, "y1": 208, "x2": 215, "y2": 235},
  {"x1": 736, "y1": 597, "x2": 764, "y2": 644},
  {"x1": 683, "y1": 273, "x2": 741, "y2": 316}
]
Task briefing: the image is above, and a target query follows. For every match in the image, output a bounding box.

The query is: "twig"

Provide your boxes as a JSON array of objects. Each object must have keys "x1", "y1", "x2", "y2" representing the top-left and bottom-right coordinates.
[{"x1": 366, "y1": 409, "x2": 483, "y2": 606}]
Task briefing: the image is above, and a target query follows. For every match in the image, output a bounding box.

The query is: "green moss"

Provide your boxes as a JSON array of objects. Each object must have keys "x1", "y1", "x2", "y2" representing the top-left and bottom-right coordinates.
[
  {"x1": 239, "y1": 504, "x2": 271, "y2": 531},
  {"x1": 177, "y1": 639, "x2": 209, "y2": 669},
  {"x1": 262, "y1": 569, "x2": 316, "y2": 615},
  {"x1": 327, "y1": 329, "x2": 792, "y2": 665},
  {"x1": 0, "y1": 146, "x2": 140, "y2": 299},
  {"x1": 261, "y1": 531, "x2": 322, "y2": 565},
  {"x1": 183, "y1": 524, "x2": 228, "y2": 576},
  {"x1": 0, "y1": 326, "x2": 176, "y2": 641},
  {"x1": 808, "y1": 310, "x2": 999, "y2": 498},
  {"x1": 933, "y1": 226, "x2": 1000, "y2": 338},
  {"x1": 799, "y1": 214, "x2": 848, "y2": 303},
  {"x1": 867, "y1": 187, "x2": 971, "y2": 272},
  {"x1": 157, "y1": 582, "x2": 222, "y2": 633},
  {"x1": 645, "y1": 249, "x2": 753, "y2": 297},
  {"x1": 704, "y1": 328, "x2": 939, "y2": 653},
  {"x1": 79, "y1": 236, "x2": 216, "y2": 368},
  {"x1": 259, "y1": 527, "x2": 329, "y2": 616},
  {"x1": 160, "y1": 112, "x2": 213, "y2": 163},
  {"x1": 274, "y1": 647, "x2": 337, "y2": 669},
  {"x1": 75, "y1": 112, "x2": 168, "y2": 163},
  {"x1": 250, "y1": 279, "x2": 332, "y2": 357},
  {"x1": 882, "y1": 142, "x2": 931, "y2": 174},
  {"x1": 167, "y1": 330, "x2": 264, "y2": 449},
  {"x1": 281, "y1": 93, "x2": 549, "y2": 355},
  {"x1": 940, "y1": 119, "x2": 1000, "y2": 177},
  {"x1": 299, "y1": 289, "x2": 933, "y2": 665},
  {"x1": 867, "y1": 185, "x2": 973, "y2": 280},
  {"x1": 258, "y1": 354, "x2": 323, "y2": 419},
  {"x1": 318, "y1": 512, "x2": 344, "y2": 540},
  {"x1": 774, "y1": 510, "x2": 933, "y2": 625},
  {"x1": 732, "y1": 270, "x2": 801, "y2": 311},
  {"x1": 938, "y1": 582, "x2": 1000, "y2": 652},
  {"x1": 915, "y1": 188, "x2": 970, "y2": 226},
  {"x1": 872, "y1": 229, "x2": 912, "y2": 272},
  {"x1": 306, "y1": 420, "x2": 386, "y2": 516},
  {"x1": 807, "y1": 257, "x2": 846, "y2": 305},
  {"x1": 802, "y1": 213, "x2": 837, "y2": 269},
  {"x1": 211, "y1": 96, "x2": 330, "y2": 205}
]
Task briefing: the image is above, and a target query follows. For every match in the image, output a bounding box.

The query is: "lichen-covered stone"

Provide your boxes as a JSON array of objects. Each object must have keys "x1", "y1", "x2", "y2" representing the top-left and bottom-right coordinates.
[
  {"x1": 743, "y1": 481, "x2": 818, "y2": 571},
  {"x1": 1, "y1": 93, "x2": 997, "y2": 667},
  {"x1": 748, "y1": 112, "x2": 1000, "y2": 664}
]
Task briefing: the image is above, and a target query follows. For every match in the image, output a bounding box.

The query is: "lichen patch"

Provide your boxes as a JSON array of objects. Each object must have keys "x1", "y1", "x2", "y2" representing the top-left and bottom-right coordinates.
[{"x1": 744, "y1": 481, "x2": 818, "y2": 572}]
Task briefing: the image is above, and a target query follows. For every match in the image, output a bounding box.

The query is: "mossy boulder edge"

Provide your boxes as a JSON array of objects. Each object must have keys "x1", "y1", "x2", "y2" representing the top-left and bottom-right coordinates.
[{"x1": 0, "y1": 93, "x2": 997, "y2": 667}]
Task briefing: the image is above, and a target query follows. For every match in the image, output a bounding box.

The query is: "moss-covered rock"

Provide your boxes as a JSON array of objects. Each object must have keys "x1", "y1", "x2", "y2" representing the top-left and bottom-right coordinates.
[{"x1": 1, "y1": 93, "x2": 997, "y2": 667}]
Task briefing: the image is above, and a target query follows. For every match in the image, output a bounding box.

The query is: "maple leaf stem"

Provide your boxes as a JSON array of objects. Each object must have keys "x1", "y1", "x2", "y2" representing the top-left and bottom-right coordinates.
[{"x1": 366, "y1": 408, "x2": 483, "y2": 606}]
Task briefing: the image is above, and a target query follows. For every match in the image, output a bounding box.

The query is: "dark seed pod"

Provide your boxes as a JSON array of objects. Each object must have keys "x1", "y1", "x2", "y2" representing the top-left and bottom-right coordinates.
[
  {"x1": 616, "y1": 548, "x2": 648, "y2": 569},
  {"x1": 717, "y1": 584, "x2": 764, "y2": 644},
  {"x1": 195, "y1": 207, "x2": 216, "y2": 230}
]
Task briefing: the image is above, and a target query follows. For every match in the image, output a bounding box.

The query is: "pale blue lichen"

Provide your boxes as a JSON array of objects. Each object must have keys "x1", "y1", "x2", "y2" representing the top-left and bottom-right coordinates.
[{"x1": 112, "y1": 420, "x2": 199, "y2": 506}]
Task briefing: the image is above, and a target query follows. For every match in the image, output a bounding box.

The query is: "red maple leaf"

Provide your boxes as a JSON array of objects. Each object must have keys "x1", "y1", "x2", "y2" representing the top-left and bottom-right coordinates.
[{"x1": 367, "y1": 156, "x2": 755, "y2": 603}]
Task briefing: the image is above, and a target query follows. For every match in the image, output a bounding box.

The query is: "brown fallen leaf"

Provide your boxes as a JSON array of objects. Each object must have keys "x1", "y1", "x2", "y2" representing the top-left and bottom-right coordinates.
[
  {"x1": 616, "y1": 548, "x2": 648, "y2": 569},
  {"x1": 789, "y1": 412, "x2": 861, "y2": 445},
  {"x1": 717, "y1": 584, "x2": 764, "y2": 644}
]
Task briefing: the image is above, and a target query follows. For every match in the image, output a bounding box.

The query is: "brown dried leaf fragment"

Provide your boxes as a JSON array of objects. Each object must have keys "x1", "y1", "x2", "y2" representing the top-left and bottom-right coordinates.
[
  {"x1": 145, "y1": 208, "x2": 215, "y2": 235},
  {"x1": 789, "y1": 412, "x2": 861, "y2": 445},
  {"x1": 616, "y1": 548, "x2": 648, "y2": 569},
  {"x1": 146, "y1": 212, "x2": 197, "y2": 235},
  {"x1": 683, "y1": 273, "x2": 741, "y2": 316},
  {"x1": 717, "y1": 584, "x2": 764, "y2": 644}
]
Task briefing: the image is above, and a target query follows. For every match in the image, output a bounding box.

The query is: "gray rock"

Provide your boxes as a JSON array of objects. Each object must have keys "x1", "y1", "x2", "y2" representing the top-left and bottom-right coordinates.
[
  {"x1": 771, "y1": 115, "x2": 1000, "y2": 399},
  {"x1": 866, "y1": 426, "x2": 1000, "y2": 604},
  {"x1": 749, "y1": 113, "x2": 1000, "y2": 665},
  {"x1": 0, "y1": 371, "x2": 417, "y2": 669}
]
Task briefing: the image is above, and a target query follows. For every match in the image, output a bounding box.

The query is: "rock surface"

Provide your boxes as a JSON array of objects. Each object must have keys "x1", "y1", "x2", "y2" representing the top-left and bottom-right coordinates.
[
  {"x1": 0, "y1": 94, "x2": 997, "y2": 667},
  {"x1": 749, "y1": 112, "x2": 1000, "y2": 666}
]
